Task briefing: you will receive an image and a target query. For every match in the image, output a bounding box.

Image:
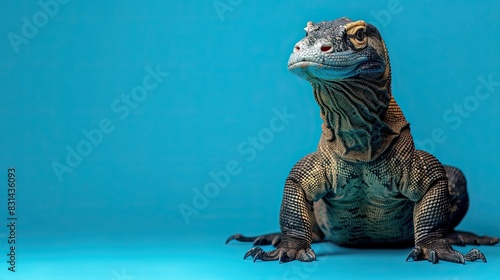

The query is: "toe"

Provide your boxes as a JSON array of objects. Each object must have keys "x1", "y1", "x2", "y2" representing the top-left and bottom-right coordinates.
[
  {"x1": 300, "y1": 248, "x2": 316, "y2": 262},
  {"x1": 464, "y1": 248, "x2": 487, "y2": 263},
  {"x1": 428, "y1": 250, "x2": 438, "y2": 264},
  {"x1": 244, "y1": 247, "x2": 263, "y2": 260},
  {"x1": 406, "y1": 247, "x2": 423, "y2": 262},
  {"x1": 278, "y1": 251, "x2": 293, "y2": 263}
]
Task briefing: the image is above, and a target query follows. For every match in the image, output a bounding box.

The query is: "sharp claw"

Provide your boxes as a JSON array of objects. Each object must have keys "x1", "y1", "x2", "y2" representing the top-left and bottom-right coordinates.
[
  {"x1": 226, "y1": 235, "x2": 236, "y2": 244},
  {"x1": 479, "y1": 252, "x2": 487, "y2": 263},
  {"x1": 304, "y1": 251, "x2": 312, "y2": 261},
  {"x1": 244, "y1": 247, "x2": 260, "y2": 260},
  {"x1": 308, "y1": 249, "x2": 317, "y2": 261},
  {"x1": 406, "y1": 247, "x2": 420, "y2": 262},
  {"x1": 278, "y1": 251, "x2": 284, "y2": 264},
  {"x1": 406, "y1": 252, "x2": 413, "y2": 262},
  {"x1": 278, "y1": 251, "x2": 292, "y2": 264},
  {"x1": 429, "y1": 250, "x2": 438, "y2": 264},
  {"x1": 243, "y1": 250, "x2": 252, "y2": 260},
  {"x1": 253, "y1": 250, "x2": 262, "y2": 262}
]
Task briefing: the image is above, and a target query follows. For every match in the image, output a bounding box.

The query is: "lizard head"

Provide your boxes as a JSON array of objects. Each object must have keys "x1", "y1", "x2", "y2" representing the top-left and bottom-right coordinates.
[
  {"x1": 288, "y1": 17, "x2": 389, "y2": 84},
  {"x1": 287, "y1": 18, "x2": 404, "y2": 161}
]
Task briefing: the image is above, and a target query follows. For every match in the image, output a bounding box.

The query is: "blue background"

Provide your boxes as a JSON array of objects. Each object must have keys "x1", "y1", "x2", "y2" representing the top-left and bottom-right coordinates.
[{"x1": 1, "y1": 0, "x2": 499, "y2": 279}]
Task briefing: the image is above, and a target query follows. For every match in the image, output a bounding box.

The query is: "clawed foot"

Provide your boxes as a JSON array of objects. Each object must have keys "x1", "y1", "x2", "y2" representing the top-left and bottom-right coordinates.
[
  {"x1": 226, "y1": 233, "x2": 282, "y2": 246},
  {"x1": 244, "y1": 246, "x2": 316, "y2": 263},
  {"x1": 406, "y1": 239, "x2": 487, "y2": 264}
]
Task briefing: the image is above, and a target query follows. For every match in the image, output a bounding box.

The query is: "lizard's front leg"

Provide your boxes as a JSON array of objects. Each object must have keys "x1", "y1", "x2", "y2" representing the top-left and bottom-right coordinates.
[
  {"x1": 405, "y1": 152, "x2": 487, "y2": 264},
  {"x1": 245, "y1": 180, "x2": 316, "y2": 262},
  {"x1": 244, "y1": 153, "x2": 328, "y2": 263}
]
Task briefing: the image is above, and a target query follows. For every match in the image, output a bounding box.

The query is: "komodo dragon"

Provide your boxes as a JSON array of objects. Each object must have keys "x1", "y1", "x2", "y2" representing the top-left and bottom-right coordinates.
[{"x1": 226, "y1": 17, "x2": 498, "y2": 264}]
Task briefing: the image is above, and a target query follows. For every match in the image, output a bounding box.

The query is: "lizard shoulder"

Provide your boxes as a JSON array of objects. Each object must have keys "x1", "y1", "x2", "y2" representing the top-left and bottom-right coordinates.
[
  {"x1": 287, "y1": 152, "x2": 331, "y2": 202},
  {"x1": 402, "y1": 148, "x2": 447, "y2": 202}
]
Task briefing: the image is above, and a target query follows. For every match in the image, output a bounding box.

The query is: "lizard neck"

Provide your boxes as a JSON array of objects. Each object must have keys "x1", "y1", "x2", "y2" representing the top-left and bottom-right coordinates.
[{"x1": 312, "y1": 78, "x2": 406, "y2": 162}]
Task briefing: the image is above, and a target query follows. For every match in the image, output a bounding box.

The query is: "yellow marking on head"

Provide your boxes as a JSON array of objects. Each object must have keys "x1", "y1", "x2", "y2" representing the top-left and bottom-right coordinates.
[{"x1": 345, "y1": 20, "x2": 368, "y2": 50}]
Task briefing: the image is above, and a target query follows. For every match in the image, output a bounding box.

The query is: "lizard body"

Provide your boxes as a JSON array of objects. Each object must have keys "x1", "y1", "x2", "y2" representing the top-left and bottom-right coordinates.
[{"x1": 227, "y1": 18, "x2": 498, "y2": 264}]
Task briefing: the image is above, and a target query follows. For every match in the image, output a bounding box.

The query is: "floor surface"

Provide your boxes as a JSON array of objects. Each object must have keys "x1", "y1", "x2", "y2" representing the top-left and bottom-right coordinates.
[{"x1": 3, "y1": 236, "x2": 499, "y2": 280}]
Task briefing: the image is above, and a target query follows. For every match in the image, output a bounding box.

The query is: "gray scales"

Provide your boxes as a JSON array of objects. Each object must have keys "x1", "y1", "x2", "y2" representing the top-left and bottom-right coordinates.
[{"x1": 226, "y1": 17, "x2": 499, "y2": 264}]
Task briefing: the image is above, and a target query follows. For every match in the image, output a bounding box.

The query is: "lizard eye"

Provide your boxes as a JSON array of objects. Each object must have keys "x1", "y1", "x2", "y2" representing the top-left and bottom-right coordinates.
[
  {"x1": 355, "y1": 29, "x2": 365, "y2": 42},
  {"x1": 346, "y1": 24, "x2": 368, "y2": 50}
]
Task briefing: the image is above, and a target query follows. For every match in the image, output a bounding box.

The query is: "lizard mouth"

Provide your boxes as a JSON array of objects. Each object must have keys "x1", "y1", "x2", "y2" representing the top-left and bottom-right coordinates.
[
  {"x1": 288, "y1": 61, "x2": 346, "y2": 71},
  {"x1": 288, "y1": 56, "x2": 364, "y2": 81},
  {"x1": 287, "y1": 55, "x2": 384, "y2": 81},
  {"x1": 288, "y1": 61, "x2": 327, "y2": 69}
]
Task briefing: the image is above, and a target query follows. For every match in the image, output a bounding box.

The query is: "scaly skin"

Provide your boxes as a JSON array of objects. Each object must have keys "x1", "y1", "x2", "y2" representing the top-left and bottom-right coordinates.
[{"x1": 227, "y1": 17, "x2": 498, "y2": 264}]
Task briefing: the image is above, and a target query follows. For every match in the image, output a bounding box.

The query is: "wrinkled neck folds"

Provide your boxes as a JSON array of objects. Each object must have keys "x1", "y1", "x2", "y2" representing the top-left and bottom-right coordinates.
[{"x1": 312, "y1": 78, "x2": 404, "y2": 162}]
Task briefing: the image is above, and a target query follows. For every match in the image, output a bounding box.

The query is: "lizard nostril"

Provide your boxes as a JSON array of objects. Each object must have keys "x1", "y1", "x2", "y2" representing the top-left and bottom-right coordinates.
[
  {"x1": 294, "y1": 45, "x2": 300, "y2": 53},
  {"x1": 320, "y1": 43, "x2": 333, "y2": 53}
]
